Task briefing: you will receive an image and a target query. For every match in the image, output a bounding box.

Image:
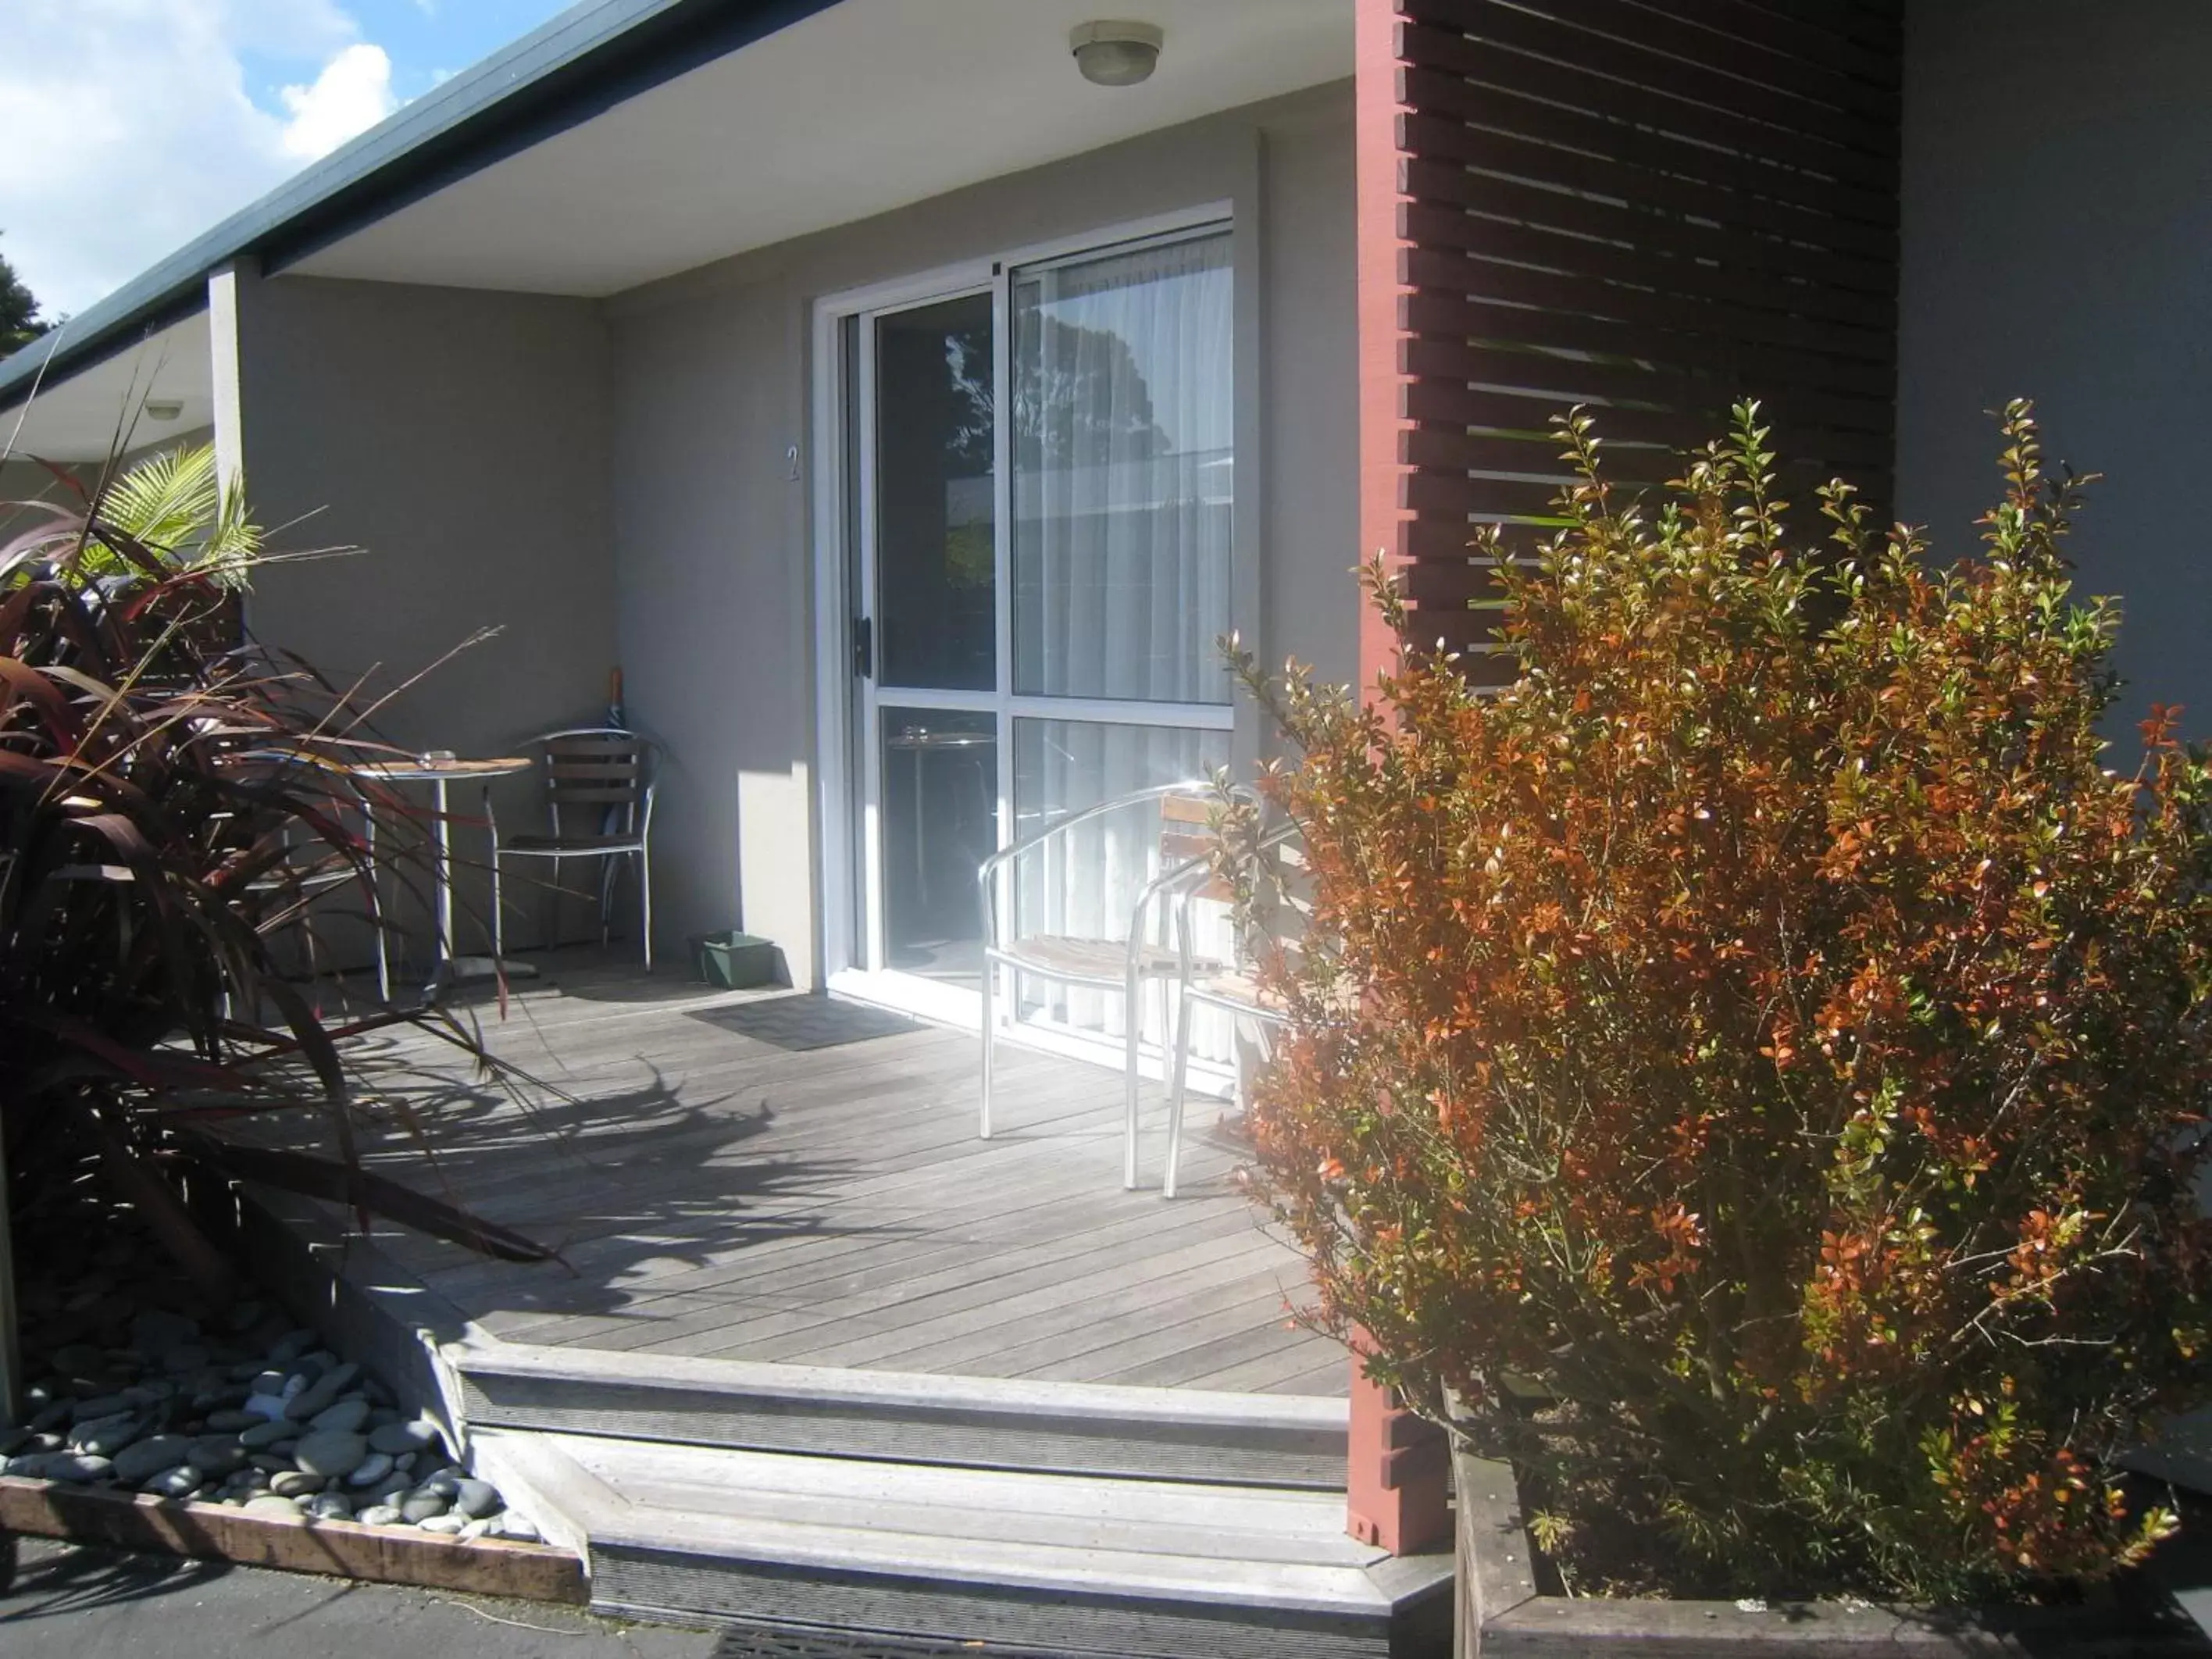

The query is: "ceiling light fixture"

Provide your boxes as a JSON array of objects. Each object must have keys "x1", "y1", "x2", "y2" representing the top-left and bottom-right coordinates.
[
  {"x1": 1071, "y1": 20, "x2": 1163, "y2": 87},
  {"x1": 143, "y1": 398, "x2": 184, "y2": 422}
]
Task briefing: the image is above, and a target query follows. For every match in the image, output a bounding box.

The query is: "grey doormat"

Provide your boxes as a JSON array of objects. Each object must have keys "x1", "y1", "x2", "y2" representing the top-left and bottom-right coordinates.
[{"x1": 686, "y1": 995, "x2": 922, "y2": 1051}]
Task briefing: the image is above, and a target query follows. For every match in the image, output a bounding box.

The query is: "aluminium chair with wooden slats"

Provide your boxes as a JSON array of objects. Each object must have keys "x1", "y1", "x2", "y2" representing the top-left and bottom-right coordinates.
[
  {"x1": 976, "y1": 781, "x2": 1233, "y2": 1190},
  {"x1": 486, "y1": 727, "x2": 659, "y2": 969},
  {"x1": 1163, "y1": 820, "x2": 1313, "y2": 1198}
]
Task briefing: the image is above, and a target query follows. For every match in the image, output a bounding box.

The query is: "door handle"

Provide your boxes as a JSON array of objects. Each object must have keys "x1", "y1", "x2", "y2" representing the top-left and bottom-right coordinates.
[{"x1": 851, "y1": 615, "x2": 874, "y2": 680}]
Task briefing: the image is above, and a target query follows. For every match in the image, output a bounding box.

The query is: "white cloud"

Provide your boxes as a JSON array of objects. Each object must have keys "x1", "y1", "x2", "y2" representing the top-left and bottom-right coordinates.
[
  {"x1": 0, "y1": 2, "x2": 398, "y2": 321},
  {"x1": 277, "y1": 43, "x2": 398, "y2": 161}
]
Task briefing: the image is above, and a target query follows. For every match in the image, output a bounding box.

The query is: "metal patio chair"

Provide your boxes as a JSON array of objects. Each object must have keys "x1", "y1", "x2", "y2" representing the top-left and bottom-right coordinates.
[
  {"x1": 218, "y1": 747, "x2": 391, "y2": 1005},
  {"x1": 1163, "y1": 819, "x2": 1313, "y2": 1198},
  {"x1": 487, "y1": 727, "x2": 659, "y2": 969},
  {"x1": 976, "y1": 780, "x2": 1229, "y2": 1190}
]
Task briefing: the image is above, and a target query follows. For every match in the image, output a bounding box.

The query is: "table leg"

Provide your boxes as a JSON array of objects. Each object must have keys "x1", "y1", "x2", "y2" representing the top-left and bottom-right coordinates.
[
  {"x1": 424, "y1": 772, "x2": 537, "y2": 998},
  {"x1": 432, "y1": 776, "x2": 455, "y2": 978},
  {"x1": 914, "y1": 746, "x2": 928, "y2": 912}
]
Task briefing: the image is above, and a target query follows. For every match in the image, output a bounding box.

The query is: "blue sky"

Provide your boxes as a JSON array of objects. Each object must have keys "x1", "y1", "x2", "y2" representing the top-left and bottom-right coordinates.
[
  {"x1": 2, "y1": 0, "x2": 582, "y2": 321},
  {"x1": 238, "y1": 1, "x2": 580, "y2": 106}
]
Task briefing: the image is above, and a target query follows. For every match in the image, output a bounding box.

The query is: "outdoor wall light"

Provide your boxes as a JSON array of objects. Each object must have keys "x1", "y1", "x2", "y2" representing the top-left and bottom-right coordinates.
[
  {"x1": 142, "y1": 398, "x2": 184, "y2": 421},
  {"x1": 1071, "y1": 20, "x2": 1163, "y2": 87}
]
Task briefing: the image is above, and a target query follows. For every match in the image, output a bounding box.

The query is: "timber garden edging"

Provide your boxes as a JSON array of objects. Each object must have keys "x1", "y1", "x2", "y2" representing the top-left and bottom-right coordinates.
[
  {"x1": 1449, "y1": 1436, "x2": 2206, "y2": 1656},
  {"x1": 0, "y1": 1473, "x2": 587, "y2": 1603}
]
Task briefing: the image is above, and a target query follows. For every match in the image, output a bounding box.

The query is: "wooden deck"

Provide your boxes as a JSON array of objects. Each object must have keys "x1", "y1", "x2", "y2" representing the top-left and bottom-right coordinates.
[{"x1": 282, "y1": 954, "x2": 1343, "y2": 1397}]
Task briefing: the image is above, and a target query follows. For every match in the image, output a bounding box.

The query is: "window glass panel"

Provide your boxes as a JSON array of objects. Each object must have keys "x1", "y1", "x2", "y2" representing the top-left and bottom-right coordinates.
[
  {"x1": 879, "y1": 707, "x2": 997, "y2": 984},
  {"x1": 1009, "y1": 719, "x2": 1228, "y2": 1036},
  {"x1": 876, "y1": 294, "x2": 995, "y2": 690},
  {"x1": 1011, "y1": 234, "x2": 1233, "y2": 704}
]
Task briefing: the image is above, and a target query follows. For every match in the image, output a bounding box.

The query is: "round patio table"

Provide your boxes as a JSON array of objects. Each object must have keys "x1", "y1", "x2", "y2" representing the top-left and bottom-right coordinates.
[{"x1": 351, "y1": 754, "x2": 532, "y2": 997}]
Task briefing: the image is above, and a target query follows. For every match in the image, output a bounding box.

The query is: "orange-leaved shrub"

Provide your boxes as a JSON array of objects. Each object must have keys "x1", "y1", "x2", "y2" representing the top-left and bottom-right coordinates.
[{"x1": 1234, "y1": 404, "x2": 2212, "y2": 1600}]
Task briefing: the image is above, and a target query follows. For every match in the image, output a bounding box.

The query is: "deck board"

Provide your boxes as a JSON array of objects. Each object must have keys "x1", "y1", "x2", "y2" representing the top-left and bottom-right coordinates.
[
  {"x1": 961, "y1": 1276, "x2": 1304, "y2": 1383},
  {"x1": 565, "y1": 1207, "x2": 1276, "y2": 1359},
  {"x1": 476, "y1": 1161, "x2": 1231, "y2": 1340},
  {"x1": 252, "y1": 954, "x2": 1340, "y2": 1397}
]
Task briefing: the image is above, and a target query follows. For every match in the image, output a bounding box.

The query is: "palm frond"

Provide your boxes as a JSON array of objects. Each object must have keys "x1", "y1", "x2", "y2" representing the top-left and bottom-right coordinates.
[{"x1": 85, "y1": 442, "x2": 259, "y2": 586}]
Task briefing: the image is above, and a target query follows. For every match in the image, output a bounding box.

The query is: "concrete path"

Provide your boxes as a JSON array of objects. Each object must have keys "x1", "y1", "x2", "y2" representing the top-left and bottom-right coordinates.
[
  {"x1": 9, "y1": 1497, "x2": 2212, "y2": 1654},
  {"x1": 0, "y1": 1536, "x2": 719, "y2": 1659}
]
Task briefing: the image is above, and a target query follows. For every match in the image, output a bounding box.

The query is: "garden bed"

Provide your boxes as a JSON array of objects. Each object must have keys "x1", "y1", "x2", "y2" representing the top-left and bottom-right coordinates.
[
  {"x1": 1, "y1": 1183, "x2": 561, "y2": 1591},
  {"x1": 1450, "y1": 1436, "x2": 2209, "y2": 1656}
]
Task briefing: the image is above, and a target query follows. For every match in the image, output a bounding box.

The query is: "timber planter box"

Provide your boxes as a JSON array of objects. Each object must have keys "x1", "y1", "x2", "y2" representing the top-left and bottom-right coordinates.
[{"x1": 1449, "y1": 1436, "x2": 2207, "y2": 1656}]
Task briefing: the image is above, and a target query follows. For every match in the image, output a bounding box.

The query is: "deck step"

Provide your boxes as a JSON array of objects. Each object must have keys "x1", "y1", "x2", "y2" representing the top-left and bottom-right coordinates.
[
  {"x1": 470, "y1": 1429, "x2": 1450, "y2": 1659},
  {"x1": 452, "y1": 1340, "x2": 1351, "y2": 1490}
]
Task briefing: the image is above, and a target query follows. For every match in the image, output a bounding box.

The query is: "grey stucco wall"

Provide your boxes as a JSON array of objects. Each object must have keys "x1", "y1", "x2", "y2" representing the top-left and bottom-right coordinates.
[
  {"x1": 1897, "y1": 0, "x2": 2212, "y2": 740},
  {"x1": 0, "y1": 457, "x2": 80, "y2": 537},
  {"x1": 1261, "y1": 95, "x2": 1360, "y2": 696},
  {"x1": 608, "y1": 82, "x2": 1357, "y2": 986},
  {"x1": 230, "y1": 272, "x2": 617, "y2": 966}
]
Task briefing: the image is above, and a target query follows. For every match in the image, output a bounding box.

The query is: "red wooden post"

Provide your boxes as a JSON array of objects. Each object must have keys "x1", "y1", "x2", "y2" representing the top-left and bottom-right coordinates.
[
  {"x1": 1347, "y1": 0, "x2": 1447, "y2": 1557},
  {"x1": 1345, "y1": 1327, "x2": 1450, "y2": 1554}
]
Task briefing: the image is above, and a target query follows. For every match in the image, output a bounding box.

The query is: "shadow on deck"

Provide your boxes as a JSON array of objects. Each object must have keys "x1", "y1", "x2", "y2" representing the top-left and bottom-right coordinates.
[{"x1": 256, "y1": 949, "x2": 1342, "y2": 1397}]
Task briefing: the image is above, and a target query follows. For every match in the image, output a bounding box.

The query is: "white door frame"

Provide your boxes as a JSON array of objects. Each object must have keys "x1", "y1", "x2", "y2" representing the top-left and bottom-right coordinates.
[{"x1": 808, "y1": 203, "x2": 1238, "y2": 1034}]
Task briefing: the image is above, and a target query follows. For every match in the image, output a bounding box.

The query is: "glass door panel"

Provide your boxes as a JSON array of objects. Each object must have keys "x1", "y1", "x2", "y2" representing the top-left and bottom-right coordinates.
[
  {"x1": 1011, "y1": 233, "x2": 1233, "y2": 705},
  {"x1": 875, "y1": 293, "x2": 996, "y2": 693},
  {"x1": 865, "y1": 291, "x2": 997, "y2": 985},
  {"x1": 837, "y1": 224, "x2": 1235, "y2": 1033},
  {"x1": 1010, "y1": 718, "x2": 1229, "y2": 1035},
  {"x1": 879, "y1": 706, "x2": 997, "y2": 983},
  {"x1": 1010, "y1": 716, "x2": 1229, "y2": 929}
]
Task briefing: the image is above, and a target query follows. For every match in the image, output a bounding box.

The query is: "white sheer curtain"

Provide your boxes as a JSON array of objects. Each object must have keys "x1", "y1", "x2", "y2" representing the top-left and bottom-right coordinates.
[
  {"x1": 1006, "y1": 231, "x2": 1236, "y2": 1049},
  {"x1": 1012, "y1": 232, "x2": 1233, "y2": 705}
]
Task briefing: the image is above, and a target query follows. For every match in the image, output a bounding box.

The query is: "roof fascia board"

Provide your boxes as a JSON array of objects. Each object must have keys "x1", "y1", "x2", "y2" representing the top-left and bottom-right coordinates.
[
  {"x1": 0, "y1": 287, "x2": 211, "y2": 426},
  {"x1": 259, "y1": 0, "x2": 836, "y2": 276},
  {"x1": 0, "y1": 0, "x2": 834, "y2": 409}
]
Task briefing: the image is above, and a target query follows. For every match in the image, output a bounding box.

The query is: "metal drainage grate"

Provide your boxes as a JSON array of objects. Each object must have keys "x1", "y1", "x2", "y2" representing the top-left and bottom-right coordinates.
[{"x1": 710, "y1": 1624, "x2": 1126, "y2": 1659}]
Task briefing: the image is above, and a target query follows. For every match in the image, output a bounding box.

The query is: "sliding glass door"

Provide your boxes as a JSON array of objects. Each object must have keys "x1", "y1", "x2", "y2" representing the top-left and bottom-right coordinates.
[
  {"x1": 837, "y1": 224, "x2": 1234, "y2": 1029},
  {"x1": 865, "y1": 291, "x2": 1000, "y2": 984}
]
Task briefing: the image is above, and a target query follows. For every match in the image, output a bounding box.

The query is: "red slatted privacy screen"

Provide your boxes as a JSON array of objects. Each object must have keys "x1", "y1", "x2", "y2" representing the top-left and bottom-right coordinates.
[{"x1": 1361, "y1": 0, "x2": 1904, "y2": 680}]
